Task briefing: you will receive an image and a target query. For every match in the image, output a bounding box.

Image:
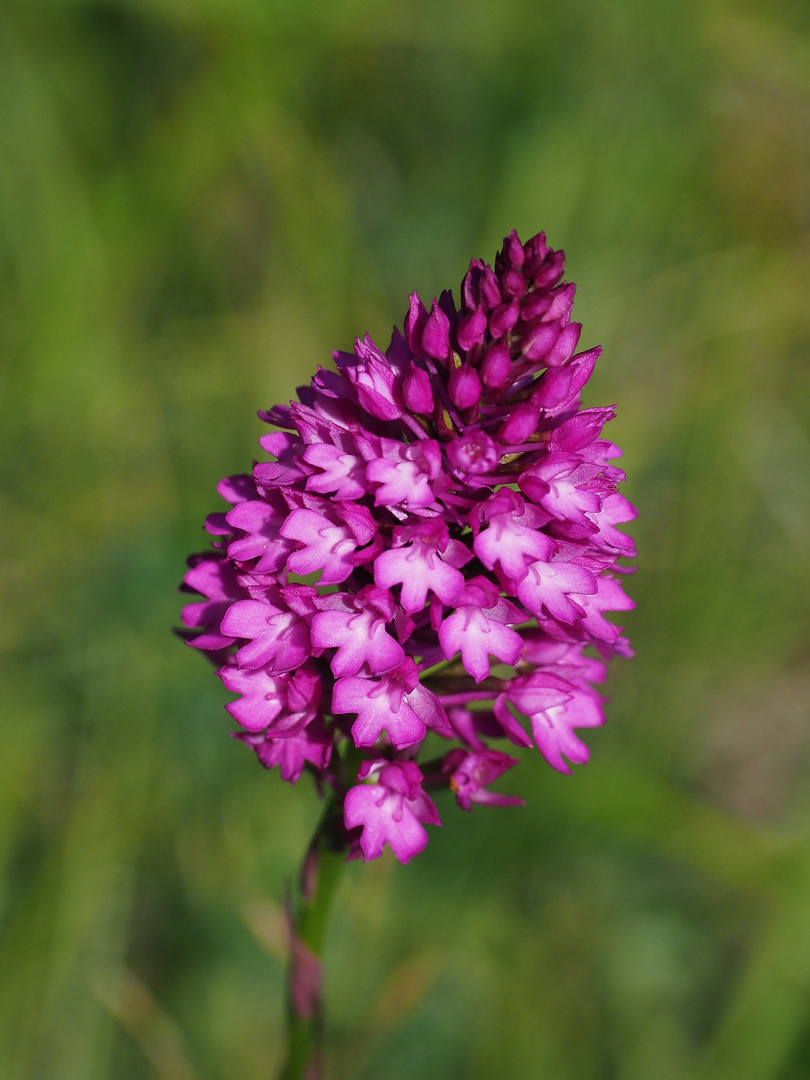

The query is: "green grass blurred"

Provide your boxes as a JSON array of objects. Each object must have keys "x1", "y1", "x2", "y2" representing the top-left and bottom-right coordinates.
[{"x1": 1, "y1": 0, "x2": 810, "y2": 1077}]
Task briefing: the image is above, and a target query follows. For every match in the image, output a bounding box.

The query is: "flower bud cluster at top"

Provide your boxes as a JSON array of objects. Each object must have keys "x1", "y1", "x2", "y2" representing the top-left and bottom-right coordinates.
[{"x1": 180, "y1": 230, "x2": 636, "y2": 864}]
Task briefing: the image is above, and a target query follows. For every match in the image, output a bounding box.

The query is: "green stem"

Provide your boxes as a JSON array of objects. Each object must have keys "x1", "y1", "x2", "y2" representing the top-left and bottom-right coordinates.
[{"x1": 280, "y1": 798, "x2": 346, "y2": 1080}]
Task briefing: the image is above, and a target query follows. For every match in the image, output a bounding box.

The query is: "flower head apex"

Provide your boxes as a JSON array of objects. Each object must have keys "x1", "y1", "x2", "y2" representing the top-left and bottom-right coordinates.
[{"x1": 181, "y1": 228, "x2": 636, "y2": 863}]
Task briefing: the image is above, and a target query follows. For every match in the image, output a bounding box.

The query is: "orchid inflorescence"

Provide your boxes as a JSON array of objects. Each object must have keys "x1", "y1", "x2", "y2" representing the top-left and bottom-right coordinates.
[{"x1": 180, "y1": 230, "x2": 636, "y2": 865}]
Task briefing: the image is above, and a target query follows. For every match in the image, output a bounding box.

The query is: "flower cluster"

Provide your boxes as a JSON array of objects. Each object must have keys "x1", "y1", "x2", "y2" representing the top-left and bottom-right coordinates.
[{"x1": 180, "y1": 230, "x2": 636, "y2": 863}]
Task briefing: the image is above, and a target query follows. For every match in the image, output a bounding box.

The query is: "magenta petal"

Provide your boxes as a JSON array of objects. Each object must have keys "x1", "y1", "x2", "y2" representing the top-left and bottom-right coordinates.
[
  {"x1": 439, "y1": 608, "x2": 522, "y2": 683},
  {"x1": 310, "y1": 608, "x2": 404, "y2": 676},
  {"x1": 217, "y1": 664, "x2": 290, "y2": 732},
  {"x1": 445, "y1": 749, "x2": 524, "y2": 811},
  {"x1": 517, "y1": 560, "x2": 598, "y2": 622},
  {"x1": 332, "y1": 674, "x2": 427, "y2": 749},
  {"x1": 375, "y1": 541, "x2": 466, "y2": 614},
  {"x1": 343, "y1": 762, "x2": 440, "y2": 863},
  {"x1": 447, "y1": 365, "x2": 482, "y2": 409},
  {"x1": 344, "y1": 785, "x2": 429, "y2": 863},
  {"x1": 530, "y1": 690, "x2": 604, "y2": 773},
  {"x1": 474, "y1": 517, "x2": 554, "y2": 584}
]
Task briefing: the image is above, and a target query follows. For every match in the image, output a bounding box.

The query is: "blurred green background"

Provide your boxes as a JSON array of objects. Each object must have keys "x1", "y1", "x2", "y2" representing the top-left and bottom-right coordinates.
[{"x1": 2, "y1": 0, "x2": 810, "y2": 1077}]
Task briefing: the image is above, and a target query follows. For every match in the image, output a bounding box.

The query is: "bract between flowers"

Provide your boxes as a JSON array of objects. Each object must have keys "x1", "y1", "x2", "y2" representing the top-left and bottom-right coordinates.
[{"x1": 180, "y1": 230, "x2": 636, "y2": 864}]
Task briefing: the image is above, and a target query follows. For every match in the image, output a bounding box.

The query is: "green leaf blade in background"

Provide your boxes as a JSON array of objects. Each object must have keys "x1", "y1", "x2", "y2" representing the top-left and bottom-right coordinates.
[{"x1": 2, "y1": 1, "x2": 810, "y2": 1077}]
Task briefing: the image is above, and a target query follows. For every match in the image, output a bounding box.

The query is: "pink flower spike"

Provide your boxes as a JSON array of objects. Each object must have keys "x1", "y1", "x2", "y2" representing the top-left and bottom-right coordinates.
[
  {"x1": 181, "y1": 227, "x2": 636, "y2": 857},
  {"x1": 344, "y1": 762, "x2": 440, "y2": 863}
]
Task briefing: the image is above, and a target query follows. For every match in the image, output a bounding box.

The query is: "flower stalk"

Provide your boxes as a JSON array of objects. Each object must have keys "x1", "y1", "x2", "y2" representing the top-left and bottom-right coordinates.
[{"x1": 281, "y1": 796, "x2": 346, "y2": 1080}]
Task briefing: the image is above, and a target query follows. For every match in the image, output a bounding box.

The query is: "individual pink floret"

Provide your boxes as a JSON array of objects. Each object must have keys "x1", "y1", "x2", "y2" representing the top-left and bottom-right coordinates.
[
  {"x1": 310, "y1": 587, "x2": 405, "y2": 677},
  {"x1": 443, "y1": 748, "x2": 524, "y2": 810},
  {"x1": 344, "y1": 762, "x2": 440, "y2": 863},
  {"x1": 332, "y1": 658, "x2": 449, "y2": 750},
  {"x1": 438, "y1": 578, "x2": 524, "y2": 683},
  {"x1": 374, "y1": 520, "x2": 470, "y2": 614}
]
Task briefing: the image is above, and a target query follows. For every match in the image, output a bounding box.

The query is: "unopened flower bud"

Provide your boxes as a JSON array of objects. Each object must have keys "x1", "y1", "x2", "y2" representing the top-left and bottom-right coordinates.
[{"x1": 448, "y1": 365, "x2": 482, "y2": 409}]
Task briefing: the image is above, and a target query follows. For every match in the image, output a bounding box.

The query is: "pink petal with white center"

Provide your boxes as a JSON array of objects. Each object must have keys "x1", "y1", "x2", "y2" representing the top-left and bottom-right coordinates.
[
  {"x1": 374, "y1": 523, "x2": 469, "y2": 614},
  {"x1": 541, "y1": 477, "x2": 602, "y2": 525},
  {"x1": 226, "y1": 497, "x2": 295, "y2": 572},
  {"x1": 280, "y1": 503, "x2": 377, "y2": 585},
  {"x1": 217, "y1": 664, "x2": 291, "y2": 733},
  {"x1": 517, "y1": 559, "x2": 598, "y2": 622},
  {"x1": 518, "y1": 453, "x2": 603, "y2": 525},
  {"x1": 303, "y1": 444, "x2": 367, "y2": 500},
  {"x1": 366, "y1": 439, "x2": 443, "y2": 512},
  {"x1": 343, "y1": 762, "x2": 440, "y2": 863},
  {"x1": 474, "y1": 515, "x2": 554, "y2": 584},
  {"x1": 332, "y1": 674, "x2": 427, "y2": 750},
  {"x1": 529, "y1": 688, "x2": 605, "y2": 774},
  {"x1": 221, "y1": 598, "x2": 310, "y2": 673},
  {"x1": 343, "y1": 785, "x2": 430, "y2": 863},
  {"x1": 439, "y1": 607, "x2": 523, "y2": 682},
  {"x1": 310, "y1": 607, "x2": 405, "y2": 676}
]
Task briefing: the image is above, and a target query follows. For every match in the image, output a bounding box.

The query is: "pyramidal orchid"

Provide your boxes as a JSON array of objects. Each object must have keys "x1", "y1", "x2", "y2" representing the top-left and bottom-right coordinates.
[{"x1": 180, "y1": 230, "x2": 636, "y2": 1078}]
